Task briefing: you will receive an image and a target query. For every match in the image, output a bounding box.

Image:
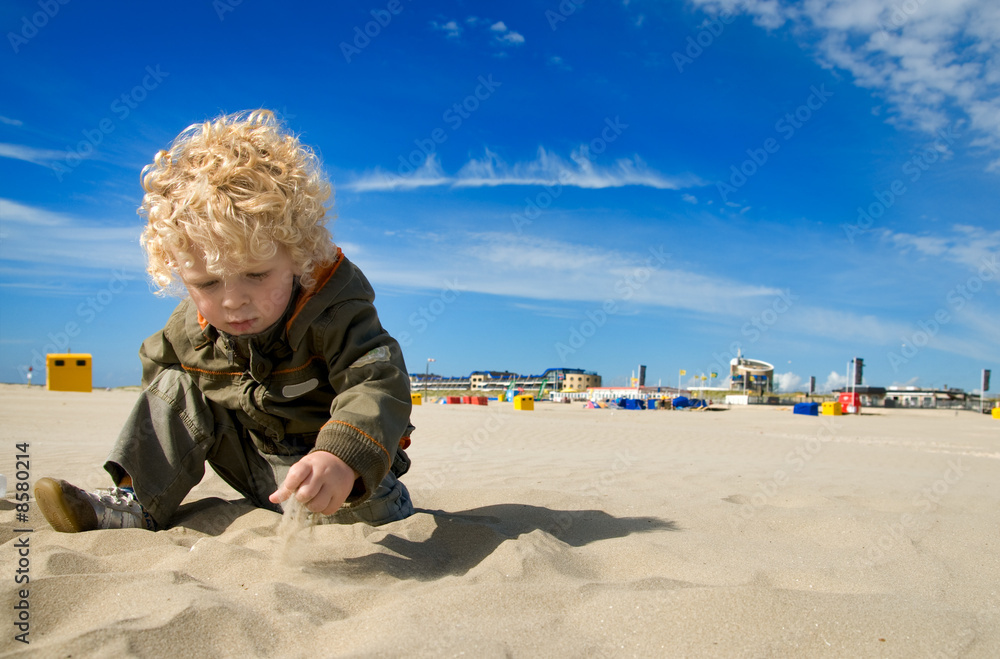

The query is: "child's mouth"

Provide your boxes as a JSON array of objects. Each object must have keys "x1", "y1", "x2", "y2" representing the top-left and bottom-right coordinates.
[{"x1": 228, "y1": 318, "x2": 257, "y2": 334}]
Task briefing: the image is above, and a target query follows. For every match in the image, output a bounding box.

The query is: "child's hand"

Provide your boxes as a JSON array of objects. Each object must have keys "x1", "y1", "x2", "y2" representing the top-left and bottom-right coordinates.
[{"x1": 269, "y1": 451, "x2": 359, "y2": 515}]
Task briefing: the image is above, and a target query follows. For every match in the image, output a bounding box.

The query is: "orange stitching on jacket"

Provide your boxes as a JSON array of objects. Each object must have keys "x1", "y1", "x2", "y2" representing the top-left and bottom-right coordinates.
[
  {"x1": 272, "y1": 355, "x2": 324, "y2": 375},
  {"x1": 182, "y1": 364, "x2": 242, "y2": 376},
  {"x1": 322, "y1": 419, "x2": 390, "y2": 461}
]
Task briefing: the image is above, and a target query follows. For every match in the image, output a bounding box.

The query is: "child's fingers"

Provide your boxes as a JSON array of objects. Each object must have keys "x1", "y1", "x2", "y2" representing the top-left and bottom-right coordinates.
[{"x1": 268, "y1": 462, "x2": 310, "y2": 504}]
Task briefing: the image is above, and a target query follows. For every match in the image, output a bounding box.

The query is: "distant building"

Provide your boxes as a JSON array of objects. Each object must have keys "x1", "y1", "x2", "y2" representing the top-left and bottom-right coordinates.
[
  {"x1": 412, "y1": 367, "x2": 601, "y2": 392},
  {"x1": 728, "y1": 353, "x2": 774, "y2": 394},
  {"x1": 883, "y1": 386, "x2": 983, "y2": 410}
]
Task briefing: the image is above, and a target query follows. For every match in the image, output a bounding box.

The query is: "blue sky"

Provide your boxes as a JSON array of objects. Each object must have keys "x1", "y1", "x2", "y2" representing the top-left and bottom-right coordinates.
[{"x1": 1, "y1": 0, "x2": 998, "y2": 393}]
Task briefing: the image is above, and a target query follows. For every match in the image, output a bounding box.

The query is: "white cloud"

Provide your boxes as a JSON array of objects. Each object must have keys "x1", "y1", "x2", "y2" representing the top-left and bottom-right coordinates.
[
  {"x1": 688, "y1": 0, "x2": 1000, "y2": 158},
  {"x1": 0, "y1": 143, "x2": 66, "y2": 167},
  {"x1": 341, "y1": 154, "x2": 452, "y2": 192},
  {"x1": 882, "y1": 224, "x2": 1000, "y2": 276},
  {"x1": 0, "y1": 116, "x2": 24, "y2": 127},
  {"x1": 355, "y1": 231, "x2": 785, "y2": 317},
  {"x1": 497, "y1": 31, "x2": 526, "y2": 45},
  {"x1": 343, "y1": 147, "x2": 704, "y2": 192},
  {"x1": 823, "y1": 370, "x2": 847, "y2": 392},
  {"x1": 489, "y1": 20, "x2": 525, "y2": 46},
  {"x1": 430, "y1": 20, "x2": 462, "y2": 38},
  {"x1": 0, "y1": 199, "x2": 144, "y2": 272},
  {"x1": 774, "y1": 371, "x2": 803, "y2": 392},
  {"x1": 436, "y1": 17, "x2": 525, "y2": 46},
  {"x1": 547, "y1": 55, "x2": 572, "y2": 71}
]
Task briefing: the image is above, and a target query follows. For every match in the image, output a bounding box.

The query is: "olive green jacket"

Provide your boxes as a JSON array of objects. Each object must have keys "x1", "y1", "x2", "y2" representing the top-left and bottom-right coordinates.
[{"x1": 138, "y1": 249, "x2": 413, "y2": 505}]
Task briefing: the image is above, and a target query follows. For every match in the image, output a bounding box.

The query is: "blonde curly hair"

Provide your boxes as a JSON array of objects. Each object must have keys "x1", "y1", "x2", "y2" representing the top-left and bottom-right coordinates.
[{"x1": 139, "y1": 109, "x2": 336, "y2": 295}]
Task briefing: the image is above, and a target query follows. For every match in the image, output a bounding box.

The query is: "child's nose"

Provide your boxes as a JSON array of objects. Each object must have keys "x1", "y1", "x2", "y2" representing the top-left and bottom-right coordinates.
[{"x1": 221, "y1": 282, "x2": 250, "y2": 308}]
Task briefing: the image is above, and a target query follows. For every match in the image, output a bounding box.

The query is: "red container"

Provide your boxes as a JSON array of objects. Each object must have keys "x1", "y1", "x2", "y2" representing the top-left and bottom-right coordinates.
[
  {"x1": 838, "y1": 392, "x2": 861, "y2": 413},
  {"x1": 445, "y1": 396, "x2": 462, "y2": 405},
  {"x1": 472, "y1": 396, "x2": 489, "y2": 405}
]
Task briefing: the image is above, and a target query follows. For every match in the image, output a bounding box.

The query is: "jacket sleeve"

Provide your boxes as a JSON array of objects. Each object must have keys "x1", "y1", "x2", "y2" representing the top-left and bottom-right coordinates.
[
  {"x1": 311, "y1": 299, "x2": 412, "y2": 504},
  {"x1": 138, "y1": 328, "x2": 182, "y2": 388}
]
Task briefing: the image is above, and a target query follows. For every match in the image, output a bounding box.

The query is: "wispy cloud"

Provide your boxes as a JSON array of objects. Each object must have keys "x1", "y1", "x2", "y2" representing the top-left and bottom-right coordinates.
[
  {"x1": 0, "y1": 198, "x2": 144, "y2": 272},
  {"x1": 0, "y1": 143, "x2": 65, "y2": 167},
  {"x1": 429, "y1": 19, "x2": 462, "y2": 38},
  {"x1": 882, "y1": 224, "x2": 1000, "y2": 270},
  {"x1": 546, "y1": 55, "x2": 572, "y2": 71},
  {"x1": 355, "y1": 230, "x2": 784, "y2": 316},
  {"x1": 689, "y1": 0, "x2": 1000, "y2": 163},
  {"x1": 490, "y1": 21, "x2": 525, "y2": 45},
  {"x1": 0, "y1": 116, "x2": 24, "y2": 127},
  {"x1": 343, "y1": 147, "x2": 704, "y2": 192},
  {"x1": 432, "y1": 16, "x2": 525, "y2": 46}
]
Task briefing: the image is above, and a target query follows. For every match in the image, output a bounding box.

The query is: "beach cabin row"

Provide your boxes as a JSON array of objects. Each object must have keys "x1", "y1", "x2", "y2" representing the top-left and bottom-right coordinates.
[{"x1": 442, "y1": 395, "x2": 491, "y2": 406}]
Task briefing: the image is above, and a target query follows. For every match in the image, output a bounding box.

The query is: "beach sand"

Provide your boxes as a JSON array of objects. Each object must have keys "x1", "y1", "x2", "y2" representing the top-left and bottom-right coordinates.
[{"x1": 2, "y1": 383, "x2": 998, "y2": 657}]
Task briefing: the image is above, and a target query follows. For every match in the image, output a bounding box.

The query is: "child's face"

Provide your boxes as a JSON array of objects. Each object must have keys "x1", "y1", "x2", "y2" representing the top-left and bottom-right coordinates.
[{"x1": 177, "y1": 246, "x2": 300, "y2": 336}]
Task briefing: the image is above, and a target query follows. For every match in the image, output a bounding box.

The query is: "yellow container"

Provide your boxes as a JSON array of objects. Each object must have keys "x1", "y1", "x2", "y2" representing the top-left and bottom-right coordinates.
[
  {"x1": 411, "y1": 393, "x2": 422, "y2": 406},
  {"x1": 992, "y1": 407, "x2": 1000, "y2": 419},
  {"x1": 822, "y1": 401, "x2": 842, "y2": 416},
  {"x1": 46, "y1": 353, "x2": 92, "y2": 392},
  {"x1": 514, "y1": 394, "x2": 534, "y2": 411}
]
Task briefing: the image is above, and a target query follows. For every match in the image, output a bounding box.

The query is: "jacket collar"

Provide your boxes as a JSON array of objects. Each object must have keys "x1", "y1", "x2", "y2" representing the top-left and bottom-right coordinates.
[{"x1": 285, "y1": 248, "x2": 348, "y2": 349}]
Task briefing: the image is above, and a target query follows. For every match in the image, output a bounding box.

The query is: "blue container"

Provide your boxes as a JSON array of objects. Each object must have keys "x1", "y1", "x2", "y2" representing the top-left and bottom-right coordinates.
[{"x1": 793, "y1": 402, "x2": 820, "y2": 416}]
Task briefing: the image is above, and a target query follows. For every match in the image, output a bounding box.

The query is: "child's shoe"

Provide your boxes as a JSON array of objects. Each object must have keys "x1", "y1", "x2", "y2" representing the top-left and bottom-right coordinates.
[{"x1": 34, "y1": 477, "x2": 157, "y2": 532}]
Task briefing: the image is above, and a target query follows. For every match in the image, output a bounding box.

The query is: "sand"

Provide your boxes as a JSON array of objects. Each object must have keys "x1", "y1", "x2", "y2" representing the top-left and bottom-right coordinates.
[{"x1": 1, "y1": 383, "x2": 998, "y2": 657}]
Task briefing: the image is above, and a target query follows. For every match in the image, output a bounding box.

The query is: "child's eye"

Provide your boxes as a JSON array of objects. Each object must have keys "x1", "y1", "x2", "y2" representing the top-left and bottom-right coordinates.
[
  {"x1": 247, "y1": 272, "x2": 270, "y2": 281},
  {"x1": 193, "y1": 280, "x2": 219, "y2": 290}
]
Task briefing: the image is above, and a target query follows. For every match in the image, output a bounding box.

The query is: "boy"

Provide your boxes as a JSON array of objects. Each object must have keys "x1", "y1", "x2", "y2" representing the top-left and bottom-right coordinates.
[{"x1": 35, "y1": 109, "x2": 414, "y2": 532}]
